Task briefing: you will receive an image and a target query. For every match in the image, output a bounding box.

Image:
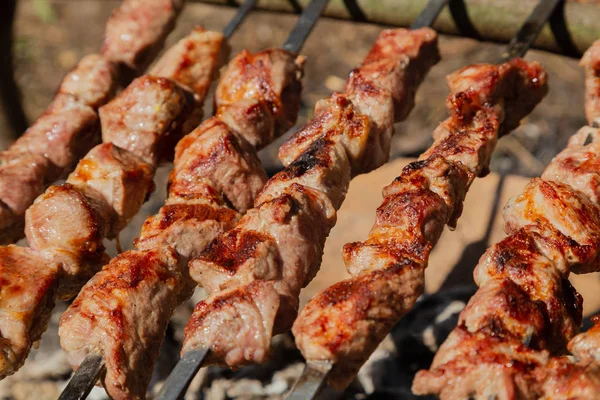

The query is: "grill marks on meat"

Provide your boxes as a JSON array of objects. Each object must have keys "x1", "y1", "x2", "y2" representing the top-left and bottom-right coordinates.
[
  {"x1": 181, "y1": 28, "x2": 440, "y2": 369},
  {"x1": 292, "y1": 59, "x2": 548, "y2": 390},
  {"x1": 0, "y1": 26, "x2": 225, "y2": 380},
  {"x1": 414, "y1": 43, "x2": 600, "y2": 400},
  {"x1": 59, "y1": 49, "x2": 305, "y2": 398},
  {"x1": 0, "y1": 247, "x2": 58, "y2": 379},
  {"x1": 102, "y1": 0, "x2": 183, "y2": 73},
  {"x1": 0, "y1": 0, "x2": 184, "y2": 244}
]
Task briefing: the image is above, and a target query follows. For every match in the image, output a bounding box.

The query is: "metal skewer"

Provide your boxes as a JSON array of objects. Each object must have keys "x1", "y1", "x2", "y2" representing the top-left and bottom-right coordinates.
[
  {"x1": 222, "y1": 0, "x2": 258, "y2": 39},
  {"x1": 285, "y1": 0, "x2": 562, "y2": 399},
  {"x1": 151, "y1": 2, "x2": 329, "y2": 400},
  {"x1": 56, "y1": 1, "x2": 258, "y2": 398},
  {"x1": 58, "y1": 354, "x2": 104, "y2": 400},
  {"x1": 282, "y1": 0, "x2": 329, "y2": 53},
  {"x1": 499, "y1": 0, "x2": 562, "y2": 62}
]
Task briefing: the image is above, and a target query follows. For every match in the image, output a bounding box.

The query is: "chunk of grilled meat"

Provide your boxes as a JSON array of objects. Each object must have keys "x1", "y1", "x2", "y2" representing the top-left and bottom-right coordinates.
[
  {"x1": 151, "y1": 27, "x2": 228, "y2": 103},
  {"x1": 413, "y1": 43, "x2": 600, "y2": 399},
  {"x1": 0, "y1": 246, "x2": 59, "y2": 379},
  {"x1": 0, "y1": 27, "x2": 224, "y2": 380},
  {"x1": 216, "y1": 49, "x2": 305, "y2": 149},
  {"x1": 60, "y1": 248, "x2": 180, "y2": 400},
  {"x1": 59, "y1": 48, "x2": 304, "y2": 398},
  {"x1": 0, "y1": 0, "x2": 184, "y2": 245},
  {"x1": 100, "y1": 76, "x2": 197, "y2": 165},
  {"x1": 102, "y1": 0, "x2": 183, "y2": 73},
  {"x1": 292, "y1": 59, "x2": 548, "y2": 390},
  {"x1": 508, "y1": 316, "x2": 600, "y2": 399},
  {"x1": 182, "y1": 28, "x2": 440, "y2": 369}
]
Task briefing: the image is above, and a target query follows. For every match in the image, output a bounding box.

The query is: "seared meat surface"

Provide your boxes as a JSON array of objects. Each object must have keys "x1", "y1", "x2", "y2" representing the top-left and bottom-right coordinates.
[
  {"x1": 0, "y1": 26, "x2": 224, "y2": 381},
  {"x1": 293, "y1": 59, "x2": 548, "y2": 390},
  {"x1": 0, "y1": 0, "x2": 183, "y2": 244},
  {"x1": 59, "y1": 48, "x2": 304, "y2": 398},
  {"x1": 413, "y1": 41, "x2": 600, "y2": 399},
  {"x1": 181, "y1": 28, "x2": 440, "y2": 370}
]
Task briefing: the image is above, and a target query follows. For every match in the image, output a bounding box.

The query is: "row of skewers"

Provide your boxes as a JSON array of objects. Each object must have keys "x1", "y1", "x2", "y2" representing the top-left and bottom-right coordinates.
[{"x1": 1, "y1": 0, "x2": 599, "y2": 399}]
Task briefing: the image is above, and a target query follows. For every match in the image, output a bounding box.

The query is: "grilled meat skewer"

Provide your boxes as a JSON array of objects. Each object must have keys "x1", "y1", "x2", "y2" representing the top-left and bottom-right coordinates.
[
  {"x1": 58, "y1": 48, "x2": 304, "y2": 400},
  {"x1": 181, "y1": 27, "x2": 440, "y2": 371},
  {"x1": 292, "y1": 59, "x2": 548, "y2": 391},
  {"x1": 289, "y1": 2, "x2": 562, "y2": 394},
  {"x1": 412, "y1": 40, "x2": 600, "y2": 400},
  {"x1": 0, "y1": 0, "x2": 183, "y2": 245},
  {"x1": 0, "y1": 26, "x2": 226, "y2": 381}
]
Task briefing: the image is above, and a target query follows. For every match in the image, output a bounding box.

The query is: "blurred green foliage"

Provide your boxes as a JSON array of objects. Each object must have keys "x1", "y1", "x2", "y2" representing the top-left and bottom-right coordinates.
[{"x1": 32, "y1": 0, "x2": 57, "y2": 24}]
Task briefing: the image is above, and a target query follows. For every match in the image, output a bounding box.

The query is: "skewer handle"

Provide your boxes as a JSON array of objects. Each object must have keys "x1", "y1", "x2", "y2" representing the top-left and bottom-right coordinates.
[
  {"x1": 499, "y1": 0, "x2": 562, "y2": 62},
  {"x1": 282, "y1": 0, "x2": 330, "y2": 53},
  {"x1": 411, "y1": 0, "x2": 450, "y2": 30},
  {"x1": 222, "y1": 0, "x2": 258, "y2": 39},
  {"x1": 58, "y1": 354, "x2": 104, "y2": 400},
  {"x1": 285, "y1": 362, "x2": 333, "y2": 400},
  {"x1": 155, "y1": 348, "x2": 210, "y2": 400}
]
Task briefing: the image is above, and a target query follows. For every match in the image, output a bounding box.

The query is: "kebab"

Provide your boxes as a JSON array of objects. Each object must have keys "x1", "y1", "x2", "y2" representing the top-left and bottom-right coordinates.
[
  {"x1": 287, "y1": 1, "x2": 559, "y2": 397},
  {"x1": 412, "y1": 38, "x2": 600, "y2": 400},
  {"x1": 0, "y1": 3, "x2": 257, "y2": 381},
  {"x1": 153, "y1": 2, "x2": 446, "y2": 399},
  {"x1": 56, "y1": 2, "x2": 326, "y2": 398},
  {"x1": 0, "y1": 0, "x2": 184, "y2": 245}
]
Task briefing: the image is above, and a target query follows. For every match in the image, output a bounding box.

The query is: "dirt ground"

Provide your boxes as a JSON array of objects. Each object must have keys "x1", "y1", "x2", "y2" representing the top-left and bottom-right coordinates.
[{"x1": 0, "y1": 1, "x2": 597, "y2": 399}]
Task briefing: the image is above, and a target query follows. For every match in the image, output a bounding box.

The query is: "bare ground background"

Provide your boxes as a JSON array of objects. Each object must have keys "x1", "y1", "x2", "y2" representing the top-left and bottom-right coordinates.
[{"x1": 0, "y1": 1, "x2": 598, "y2": 399}]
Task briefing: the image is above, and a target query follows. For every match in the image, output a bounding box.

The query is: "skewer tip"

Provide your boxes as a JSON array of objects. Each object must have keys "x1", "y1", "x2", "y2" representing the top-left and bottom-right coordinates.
[
  {"x1": 58, "y1": 354, "x2": 104, "y2": 400},
  {"x1": 285, "y1": 361, "x2": 333, "y2": 400},
  {"x1": 155, "y1": 348, "x2": 210, "y2": 400}
]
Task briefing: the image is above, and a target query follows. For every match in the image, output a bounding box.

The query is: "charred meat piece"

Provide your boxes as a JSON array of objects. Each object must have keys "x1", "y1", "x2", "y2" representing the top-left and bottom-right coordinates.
[
  {"x1": 57, "y1": 54, "x2": 119, "y2": 109},
  {"x1": 66, "y1": 143, "x2": 154, "y2": 237},
  {"x1": 11, "y1": 95, "x2": 100, "y2": 176},
  {"x1": 279, "y1": 28, "x2": 440, "y2": 174}
]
